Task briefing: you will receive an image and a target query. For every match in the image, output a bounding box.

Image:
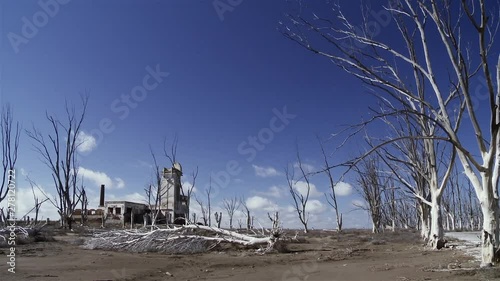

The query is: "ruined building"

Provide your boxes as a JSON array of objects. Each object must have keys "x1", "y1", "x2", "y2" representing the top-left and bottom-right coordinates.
[
  {"x1": 158, "y1": 162, "x2": 189, "y2": 224},
  {"x1": 86, "y1": 163, "x2": 189, "y2": 227},
  {"x1": 98, "y1": 184, "x2": 148, "y2": 226}
]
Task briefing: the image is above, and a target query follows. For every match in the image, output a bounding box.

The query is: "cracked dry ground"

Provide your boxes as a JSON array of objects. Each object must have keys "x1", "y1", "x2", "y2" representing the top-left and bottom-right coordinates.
[{"x1": 1, "y1": 230, "x2": 498, "y2": 281}]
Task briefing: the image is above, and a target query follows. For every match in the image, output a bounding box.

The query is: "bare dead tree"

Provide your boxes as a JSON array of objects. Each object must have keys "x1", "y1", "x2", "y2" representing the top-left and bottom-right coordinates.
[
  {"x1": 30, "y1": 181, "x2": 41, "y2": 225},
  {"x1": 163, "y1": 135, "x2": 198, "y2": 224},
  {"x1": 465, "y1": 180, "x2": 482, "y2": 231},
  {"x1": 194, "y1": 194, "x2": 208, "y2": 226},
  {"x1": 240, "y1": 196, "x2": 252, "y2": 230},
  {"x1": 79, "y1": 186, "x2": 88, "y2": 226},
  {"x1": 268, "y1": 212, "x2": 280, "y2": 230},
  {"x1": 163, "y1": 134, "x2": 178, "y2": 166},
  {"x1": 443, "y1": 165, "x2": 481, "y2": 232},
  {"x1": 144, "y1": 183, "x2": 164, "y2": 227},
  {"x1": 143, "y1": 183, "x2": 153, "y2": 225},
  {"x1": 222, "y1": 196, "x2": 240, "y2": 229},
  {"x1": 353, "y1": 155, "x2": 387, "y2": 233},
  {"x1": 25, "y1": 96, "x2": 88, "y2": 229},
  {"x1": 380, "y1": 178, "x2": 397, "y2": 232},
  {"x1": 24, "y1": 175, "x2": 49, "y2": 225},
  {"x1": 206, "y1": 178, "x2": 212, "y2": 227},
  {"x1": 372, "y1": 105, "x2": 455, "y2": 248},
  {"x1": 374, "y1": 113, "x2": 433, "y2": 240},
  {"x1": 192, "y1": 177, "x2": 214, "y2": 226},
  {"x1": 317, "y1": 135, "x2": 342, "y2": 232},
  {"x1": 285, "y1": 146, "x2": 311, "y2": 233},
  {"x1": 180, "y1": 166, "x2": 198, "y2": 221},
  {"x1": 0, "y1": 105, "x2": 20, "y2": 226},
  {"x1": 448, "y1": 167, "x2": 464, "y2": 230},
  {"x1": 282, "y1": 0, "x2": 500, "y2": 265},
  {"x1": 395, "y1": 192, "x2": 419, "y2": 229},
  {"x1": 145, "y1": 145, "x2": 171, "y2": 226},
  {"x1": 214, "y1": 211, "x2": 222, "y2": 228},
  {"x1": 84, "y1": 224, "x2": 282, "y2": 254}
]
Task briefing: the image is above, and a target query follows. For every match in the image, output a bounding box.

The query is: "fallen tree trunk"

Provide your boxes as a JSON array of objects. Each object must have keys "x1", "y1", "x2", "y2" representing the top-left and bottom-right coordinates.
[{"x1": 83, "y1": 224, "x2": 283, "y2": 254}]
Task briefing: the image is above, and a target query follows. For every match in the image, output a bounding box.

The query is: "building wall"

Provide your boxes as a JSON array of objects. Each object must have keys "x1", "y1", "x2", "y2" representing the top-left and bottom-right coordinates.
[
  {"x1": 104, "y1": 201, "x2": 147, "y2": 225},
  {"x1": 160, "y1": 174, "x2": 176, "y2": 210},
  {"x1": 160, "y1": 165, "x2": 188, "y2": 222}
]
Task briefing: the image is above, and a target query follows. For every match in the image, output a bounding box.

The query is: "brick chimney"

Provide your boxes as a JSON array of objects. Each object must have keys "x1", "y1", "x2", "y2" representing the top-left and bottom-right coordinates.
[{"x1": 99, "y1": 184, "x2": 105, "y2": 207}]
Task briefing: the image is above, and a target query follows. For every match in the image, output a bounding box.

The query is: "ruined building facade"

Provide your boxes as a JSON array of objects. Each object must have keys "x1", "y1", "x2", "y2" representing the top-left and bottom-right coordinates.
[
  {"x1": 90, "y1": 163, "x2": 189, "y2": 227},
  {"x1": 159, "y1": 162, "x2": 189, "y2": 224}
]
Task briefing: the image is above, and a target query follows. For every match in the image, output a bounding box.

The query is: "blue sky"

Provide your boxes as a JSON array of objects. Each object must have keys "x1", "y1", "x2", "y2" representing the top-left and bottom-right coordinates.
[{"x1": 1, "y1": 0, "x2": 493, "y2": 229}]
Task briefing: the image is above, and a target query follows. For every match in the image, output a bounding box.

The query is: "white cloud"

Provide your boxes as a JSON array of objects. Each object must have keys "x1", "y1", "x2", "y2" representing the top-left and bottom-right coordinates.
[
  {"x1": 0, "y1": 184, "x2": 60, "y2": 221},
  {"x1": 115, "y1": 178, "x2": 125, "y2": 189},
  {"x1": 306, "y1": 199, "x2": 326, "y2": 214},
  {"x1": 182, "y1": 181, "x2": 197, "y2": 194},
  {"x1": 79, "y1": 167, "x2": 112, "y2": 188},
  {"x1": 293, "y1": 162, "x2": 316, "y2": 173},
  {"x1": 252, "y1": 165, "x2": 282, "y2": 177},
  {"x1": 285, "y1": 198, "x2": 325, "y2": 215},
  {"x1": 257, "y1": 185, "x2": 286, "y2": 198},
  {"x1": 120, "y1": 192, "x2": 146, "y2": 203},
  {"x1": 78, "y1": 167, "x2": 125, "y2": 189},
  {"x1": 246, "y1": 196, "x2": 277, "y2": 211},
  {"x1": 293, "y1": 181, "x2": 323, "y2": 197},
  {"x1": 268, "y1": 185, "x2": 284, "y2": 198},
  {"x1": 76, "y1": 131, "x2": 97, "y2": 153},
  {"x1": 334, "y1": 182, "x2": 353, "y2": 196}
]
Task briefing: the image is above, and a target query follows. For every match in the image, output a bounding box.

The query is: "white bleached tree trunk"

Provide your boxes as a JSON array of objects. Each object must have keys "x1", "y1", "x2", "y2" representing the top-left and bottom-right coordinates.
[
  {"x1": 281, "y1": 0, "x2": 500, "y2": 266},
  {"x1": 425, "y1": 138, "x2": 454, "y2": 249},
  {"x1": 428, "y1": 194, "x2": 443, "y2": 248},
  {"x1": 353, "y1": 156, "x2": 385, "y2": 234},
  {"x1": 373, "y1": 110, "x2": 453, "y2": 248},
  {"x1": 478, "y1": 173, "x2": 499, "y2": 265},
  {"x1": 418, "y1": 203, "x2": 430, "y2": 241}
]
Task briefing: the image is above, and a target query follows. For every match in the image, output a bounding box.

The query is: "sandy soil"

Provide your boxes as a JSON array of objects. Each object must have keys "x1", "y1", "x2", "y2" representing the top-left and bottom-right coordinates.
[
  {"x1": 1, "y1": 229, "x2": 498, "y2": 281},
  {"x1": 446, "y1": 232, "x2": 481, "y2": 263}
]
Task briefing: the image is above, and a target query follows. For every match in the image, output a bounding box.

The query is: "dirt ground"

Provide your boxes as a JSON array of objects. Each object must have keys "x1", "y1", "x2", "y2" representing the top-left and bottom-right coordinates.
[{"x1": 1, "y1": 228, "x2": 499, "y2": 281}]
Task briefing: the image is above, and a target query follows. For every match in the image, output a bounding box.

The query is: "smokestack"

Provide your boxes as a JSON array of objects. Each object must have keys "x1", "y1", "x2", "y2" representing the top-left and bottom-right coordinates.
[{"x1": 99, "y1": 184, "x2": 105, "y2": 207}]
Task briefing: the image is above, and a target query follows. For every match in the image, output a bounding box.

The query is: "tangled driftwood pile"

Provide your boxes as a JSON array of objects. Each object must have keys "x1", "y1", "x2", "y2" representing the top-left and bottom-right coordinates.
[
  {"x1": 0, "y1": 225, "x2": 48, "y2": 246},
  {"x1": 83, "y1": 224, "x2": 283, "y2": 254}
]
